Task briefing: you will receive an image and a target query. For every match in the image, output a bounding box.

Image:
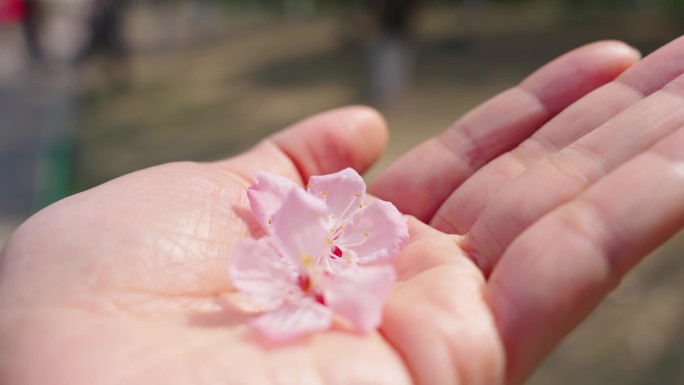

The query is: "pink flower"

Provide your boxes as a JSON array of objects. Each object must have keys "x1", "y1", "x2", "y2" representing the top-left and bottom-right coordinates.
[
  {"x1": 247, "y1": 168, "x2": 408, "y2": 271},
  {"x1": 230, "y1": 189, "x2": 397, "y2": 340}
]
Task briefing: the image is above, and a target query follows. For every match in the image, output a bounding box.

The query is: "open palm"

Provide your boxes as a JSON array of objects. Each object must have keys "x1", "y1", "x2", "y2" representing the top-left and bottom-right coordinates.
[{"x1": 3, "y1": 38, "x2": 684, "y2": 385}]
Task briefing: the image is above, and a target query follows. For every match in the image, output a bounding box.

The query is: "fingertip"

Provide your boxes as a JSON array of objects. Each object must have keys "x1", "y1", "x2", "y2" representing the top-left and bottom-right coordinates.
[
  {"x1": 405, "y1": 215, "x2": 440, "y2": 241},
  {"x1": 525, "y1": 40, "x2": 641, "y2": 84},
  {"x1": 585, "y1": 39, "x2": 641, "y2": 61},
  {"x1": 337, "y1": 105, "x2": 390, "y2": 167},
  {"x1": 580, "y1": 40, "x2": 642, "y2": 76},
  {"x1": 214, "y1": 106, "x2": 388, "y2": 185},
  {"x1": 271, "y1": 105, "x2": 388, "y2": 179},
  {"x1": 521, "y1": 40, "x2": 640, "y2": 114}
]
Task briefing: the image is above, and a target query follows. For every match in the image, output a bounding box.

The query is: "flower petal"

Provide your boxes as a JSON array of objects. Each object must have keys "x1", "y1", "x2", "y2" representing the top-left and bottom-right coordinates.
[
  {"x1": 271, "y1": 189, "x2": 330, "y2": 267},
  {"x1": 324, "y1": 265, "x2": 397, "y2": 332},
  {"x1": 307, "y1": 168, "x2": 365, "y2": 222},
  {"x1": 230, "y1": 238, "x2": 299, "y2": 308},
  {"x1": 326, "y1": 255, "x2": 357, "y2": 273},
  {"x1": 338, "y1": 200, "x2": 409, "y2": 265},
  {"x1": 247, "y1": 172, "x2": 299, "y2": 230},
  {"x1": 251, "y1": 299, "x2": 333, "y2": 341}
]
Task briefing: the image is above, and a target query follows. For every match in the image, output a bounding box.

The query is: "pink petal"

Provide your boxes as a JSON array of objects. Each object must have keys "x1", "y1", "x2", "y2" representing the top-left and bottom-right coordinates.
[
  {"x1": 326, "y1": 255, "x2": 356, "y2": 273},
  {"x1": 247, "y1": 172, "x2": 299, "y2": 230},
  {"x1": 271, "y1": 189, "x2": 330, "y2": 268},
  {"x1": 324, "y1": 265, "x2": 397, "y2": 332},
  {"x1": 307, "y1": 168, "x2": 365, "y2": 221},
  {"x1": 251, "y1": 299, "x2": 333, "y2": 341},
  {"x1": 230, "y1": 238, "x2": 299, "y2": 308},
  {"x1": 338, "y1": 200, "x2": 409, "y2": 265}
]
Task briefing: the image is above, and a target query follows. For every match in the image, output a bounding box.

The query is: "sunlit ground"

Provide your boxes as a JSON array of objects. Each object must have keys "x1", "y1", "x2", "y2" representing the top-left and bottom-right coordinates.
[{"x1": 1, "y1": 0, "x2": 684, "y2": 383}]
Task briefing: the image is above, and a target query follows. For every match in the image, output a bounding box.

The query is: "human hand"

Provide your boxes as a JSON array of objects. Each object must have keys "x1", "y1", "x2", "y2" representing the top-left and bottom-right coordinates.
[
  {"x1": 372, "y1": 37, "x2": 684, "y2": 383},
  {"x1": 0, "y1": 37, "x2": 679, "y2": 385}
]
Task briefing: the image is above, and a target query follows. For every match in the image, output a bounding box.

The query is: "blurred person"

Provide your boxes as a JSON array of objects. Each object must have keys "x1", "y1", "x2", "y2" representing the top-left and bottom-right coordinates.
[
  {"x1": 0, "y1": 0, "x2": 24, "y2": 23},
  {"x1": 74, "y1": 0, "x2": 129, "y2": 87},
  {"x1": 21, "y1": 0, "x2": 42, "y2": 61},
  {"x1": 370, "y1": 0, "x2": 419, "y2": 37},
  {"x1": 0, "y1": 0, "x2": 43, "y2": 61},
  {"x1": 2, "y1": 36, "x2": 684, "y2": 385},
  {"x1": 367, "y1": 0, "x2": 421, "y2": 105}
]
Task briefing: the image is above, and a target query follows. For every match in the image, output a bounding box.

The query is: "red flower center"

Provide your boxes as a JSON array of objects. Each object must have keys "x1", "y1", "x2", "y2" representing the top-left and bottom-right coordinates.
[{"x1": 331, "y1": 245, "x2": 343, "y2": 258}]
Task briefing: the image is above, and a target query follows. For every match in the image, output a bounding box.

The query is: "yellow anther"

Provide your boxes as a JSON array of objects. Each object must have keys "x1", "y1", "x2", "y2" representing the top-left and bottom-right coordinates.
[
  {"x1": 359, "y1": 204, "x2": 363, "y2": 209},
  {"x1": 355, "y1": 193, "x2": 361, "y2": 197},
  {"x1": 322, "y1": 191, "x2": 328, "y2": 195},
  {"x1": 301, "y1": 254, "x2": 313, "y2": 266},
  {"x1": 306, "y1": 184, "x2": 311, "y2": 188},
  {"x1": 346, "y1": 259, "x2": 353, "y2": 263},
  {"x1": 364, "y1": 232, "x2": 369, "y2": 236}
]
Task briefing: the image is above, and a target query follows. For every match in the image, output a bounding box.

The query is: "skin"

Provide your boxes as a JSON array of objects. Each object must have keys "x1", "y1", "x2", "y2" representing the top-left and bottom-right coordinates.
[{"x1": 2, "y1": 37, "x2": 684, "y2": 385}]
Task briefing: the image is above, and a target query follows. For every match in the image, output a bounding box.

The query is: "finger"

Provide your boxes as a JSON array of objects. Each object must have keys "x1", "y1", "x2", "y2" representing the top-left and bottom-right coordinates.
[
  {"x1": 214, "y1": 106, "x2": 388, "y2": 184},
  {"x1": 382, "y1": 218, "x2": 505, "y2": 385},
  {"x1": 370, "y1": 41, "x2": 639, "y2": 221},
  {"x1": 462, "y1": 71, "x2": 684, "y2": 274},
  {"x1": 486, "y1": 126, "x2": 684, "y2": 384},
  {"x1": 433, "y1": 35, "x2": 684, "y2": 235}
]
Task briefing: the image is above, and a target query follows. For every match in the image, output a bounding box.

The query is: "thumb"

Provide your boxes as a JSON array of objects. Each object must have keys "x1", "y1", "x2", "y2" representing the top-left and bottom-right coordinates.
[{"x1": 214, "y1": 106, "x2": 388, "y2": 184}]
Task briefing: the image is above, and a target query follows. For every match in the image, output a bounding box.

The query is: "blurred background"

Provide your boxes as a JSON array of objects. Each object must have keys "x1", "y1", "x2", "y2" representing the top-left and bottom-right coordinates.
[{"x1": 1, "y1": 0, "x2": 683, "y2": 383}]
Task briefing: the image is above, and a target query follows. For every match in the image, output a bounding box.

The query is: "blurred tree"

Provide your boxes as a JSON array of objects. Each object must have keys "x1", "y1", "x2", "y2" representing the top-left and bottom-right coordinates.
[
  {"x1": 562, "y1": 0, "x2": 638, "y2": 11},
  {"x1": 283, "y1": 0, "x2": 316, "y2": 18},
  {"x1": 661, "y1": 0, "x2": 684, "y2": 19}
]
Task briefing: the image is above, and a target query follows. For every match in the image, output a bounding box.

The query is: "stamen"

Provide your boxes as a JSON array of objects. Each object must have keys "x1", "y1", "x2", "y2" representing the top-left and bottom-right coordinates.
[
  {"x1": 338, "y1": 235, "x2": 369, "y2": 248},
  {"x1": 329, "y1": 190, "x2": 364, "y2": 229},
  {"x1": 301, "y1": 254, "x2": 313, "y2": 266}
]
